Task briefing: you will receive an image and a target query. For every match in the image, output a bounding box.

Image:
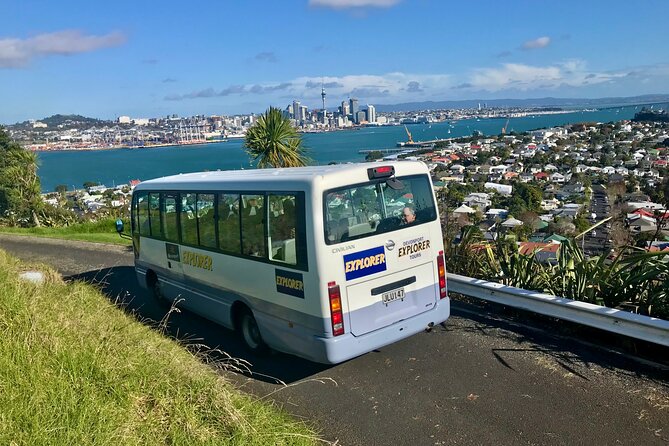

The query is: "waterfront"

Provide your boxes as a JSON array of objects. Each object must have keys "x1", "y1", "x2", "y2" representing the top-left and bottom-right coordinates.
[{"x1": 37, "y1": 105, "x2": 646, "y2": 191}]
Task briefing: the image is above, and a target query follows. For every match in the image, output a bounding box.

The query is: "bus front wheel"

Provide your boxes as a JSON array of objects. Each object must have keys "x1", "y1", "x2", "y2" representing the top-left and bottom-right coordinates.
[{"x1": 238, "y1": 308, "x2": 268, "y2": 354}]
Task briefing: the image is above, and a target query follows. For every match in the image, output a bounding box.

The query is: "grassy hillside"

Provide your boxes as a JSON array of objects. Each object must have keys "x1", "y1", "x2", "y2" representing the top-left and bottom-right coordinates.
[
  {"x1": 0, "y1": 250, "x2": 318, "y2": 445},
  {"x1": 0, "y1": 218, "x2": 131, "y2": 245}
]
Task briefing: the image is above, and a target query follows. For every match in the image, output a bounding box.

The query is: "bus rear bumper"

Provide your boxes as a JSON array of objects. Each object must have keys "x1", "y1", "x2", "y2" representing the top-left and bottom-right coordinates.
[{"x1": 308, "y1": 298, "x2": 450, "y2": 364}]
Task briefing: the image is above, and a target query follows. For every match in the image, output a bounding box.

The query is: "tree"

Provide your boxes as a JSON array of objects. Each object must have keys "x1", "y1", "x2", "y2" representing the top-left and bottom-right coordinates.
[
  {"x1": 83, "y1": 181, "x2": 99, "y2": 189},
  {"x1": 55, "y1": 184, "x2": 68, "y2": 195},
  {"x1": 0, "y1": 129, "x2": 43, "y2": 226},
  {"x1": 244, "y1": 107, "x2": 309, "y2": 168}
]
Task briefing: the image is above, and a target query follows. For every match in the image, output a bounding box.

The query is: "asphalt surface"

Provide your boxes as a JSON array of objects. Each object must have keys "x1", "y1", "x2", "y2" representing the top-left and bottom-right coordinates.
[
  {"x1": 583, "y1": 184, "x2": 612, "y2": 255},
  {"x1": 1, "y1": 234, "x2": 668, "y2": 445}
]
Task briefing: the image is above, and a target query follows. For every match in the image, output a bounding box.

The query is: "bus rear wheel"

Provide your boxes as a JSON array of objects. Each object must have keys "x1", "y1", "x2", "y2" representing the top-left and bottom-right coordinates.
[
  {"x1": 147, "y1": 271, "x2": 168, "y2": 307},
  {"x1": 238, "y1": 308, "x2": 268, "y2": 354}
]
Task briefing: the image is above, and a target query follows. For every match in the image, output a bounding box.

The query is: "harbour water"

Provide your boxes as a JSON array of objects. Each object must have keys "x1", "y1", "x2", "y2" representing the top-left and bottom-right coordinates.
[{"x1": 37, "y1": 105, "x2": 646, "y2": 191}]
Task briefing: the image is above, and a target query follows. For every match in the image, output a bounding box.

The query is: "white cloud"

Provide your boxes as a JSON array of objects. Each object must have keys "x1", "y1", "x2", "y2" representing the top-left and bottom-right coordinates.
[
  {"x1": 309, "y1": 0, "x2": 401, "y2": 9},
  {"x1": 522, "y1": 36, "x2": 551, "y2": 50},
  {"x1": 165, "y1": 61, "x2": 659, "y2": 106},
  {"x1": 0, "y1": 30, "x2": 126, "y2": 68},
  {"x1": 166, "y1": 72, "x2": 451, "y2": 103},
  {"x1": 466, "y1": 61, "x2": 627, "y2": 92}
]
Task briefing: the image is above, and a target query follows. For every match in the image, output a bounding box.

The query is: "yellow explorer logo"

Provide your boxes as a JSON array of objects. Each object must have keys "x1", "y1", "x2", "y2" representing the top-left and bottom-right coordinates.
[
  {"x1": 343, "y1": 246, "x2": 387, "y2": 280},
  {"x1": 275, "y1": 269, "x2": 305, "y2": 298},
  {"x1": 182, "y1": 251, "x2": 213, "y2": 271}
]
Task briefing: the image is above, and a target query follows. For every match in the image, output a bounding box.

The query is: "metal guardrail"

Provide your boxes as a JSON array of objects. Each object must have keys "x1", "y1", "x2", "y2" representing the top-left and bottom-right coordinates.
[{"x1": 447, "y1": 273, "x2": 669, "y2": 347}]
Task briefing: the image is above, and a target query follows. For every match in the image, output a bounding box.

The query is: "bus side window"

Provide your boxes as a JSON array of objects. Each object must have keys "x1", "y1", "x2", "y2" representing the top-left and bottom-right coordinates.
[
  {"x1": 268, "y1": 194, "x2": 297, "y2": 264},
  {"x1": 131, "y1": 194, "x2": 138, "y2": 234},
  {"x1": 217, "y1": 193, "x2": 241, "y2": 254},
  {"x1": 149, "y1": 192, "x2": 162, "y2": 238},
  {"x1": 136, "y1": 192, "x2": 149, "y2": 236},
  {"x1": 241, "y1": 194, "x2": 266, "y2": 258},
  {"x1": 197, "y1": 193, "x2": 216, "y2": 249},
  {"x1": 162, "y1": 193, "x2": 179, "y2": 242},
  {"x1": 180, "y1": 193, "x2": 198, "y2": 246}
]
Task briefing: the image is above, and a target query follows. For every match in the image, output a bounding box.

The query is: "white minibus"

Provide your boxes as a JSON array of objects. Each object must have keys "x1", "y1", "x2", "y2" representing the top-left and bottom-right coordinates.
[{"x1": 130, "y1": 161, "x2": 449, "y2": 363}]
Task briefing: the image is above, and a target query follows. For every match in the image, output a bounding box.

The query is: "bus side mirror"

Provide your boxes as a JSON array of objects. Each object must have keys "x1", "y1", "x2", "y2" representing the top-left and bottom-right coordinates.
[{"x1": 115, "y1": 219, "x2": 124, "y2": 233}]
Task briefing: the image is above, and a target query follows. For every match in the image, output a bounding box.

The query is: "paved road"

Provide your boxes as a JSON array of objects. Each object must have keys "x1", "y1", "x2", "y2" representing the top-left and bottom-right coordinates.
[
  {"x1": 583, "y1": 184, "x2": 612, "y2": 255},
  {"x1": 1, "y1": 234, "x2": 668, "y2": 445}
]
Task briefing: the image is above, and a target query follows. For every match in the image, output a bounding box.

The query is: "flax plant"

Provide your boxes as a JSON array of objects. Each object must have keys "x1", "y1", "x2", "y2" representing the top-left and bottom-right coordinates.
[{"x1": 445, "y1": 225, "x2": 669, "y2": 320}]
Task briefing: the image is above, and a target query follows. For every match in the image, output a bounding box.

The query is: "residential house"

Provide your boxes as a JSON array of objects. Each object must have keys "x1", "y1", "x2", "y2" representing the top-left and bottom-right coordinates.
[
  {"x1": 552, "y1": 204, "x2": 581, "y2": 219},
  {"x1": 534, "y1": 172, "x2": 549, "y2": 182},
  {"x1": 490, "y1": 164, "x2": 509, "y2": 176},
  {"x1": 486, "y1": 208, "x2": 509, "y2": 220},
  {"x1": 561, "y1": 183, "x2": 585, "y2": 195},
  {"x1": 574, "y1": 164, "x2": 589, "y2": 174},
  {"x1": 550, "y1": 172, "x2": 566, "y2": 184},
  {"x1": 626, "y1": 201, "x2": 665, "y2": 212},
  {"x1": 520, "y1": 173, "x2": 534, "y2": 183},
  {"x1": 541, "y1": 198, "x2": 560, "y2": 211},
  {"x1": 518, "y1": 242, "x2": 560, "y2": 264},
  {"x1": 449, "y1": 164, "x2": 465, "y2": 174},
  {"x1": 627, "y1": 214, "x2": 658, "y2": 233},
  {"x1": 464, "y1": 192, "x2": 491, "y2": 210},
  {"x1": 484, "y1": 182, "x2": 513, "y2": 196}
]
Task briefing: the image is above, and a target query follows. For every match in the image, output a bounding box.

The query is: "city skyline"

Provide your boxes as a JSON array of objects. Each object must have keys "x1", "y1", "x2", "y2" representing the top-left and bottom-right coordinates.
[{"x1": 2, "y1": 0, "x2": 669, "y2": 123}]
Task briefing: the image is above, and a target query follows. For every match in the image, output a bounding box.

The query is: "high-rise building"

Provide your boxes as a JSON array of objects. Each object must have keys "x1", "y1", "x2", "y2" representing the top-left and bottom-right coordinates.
[
  {"x1": 340, "y1": 101, "x2": 350, "y2": 116},
  {"x1": 349, "y1": 98, "x2": 359, "y2": 123},
  {"x1": 356, "y1": 111, "x2": 367, "y2": 125},
  {"x1": 366, "y1": 105, "x2": 376, "y2": 123},
  {"x1": 292, "y1": 100, "x2": 301, "y2": 121},
  {"x1": 297, "y1": 105, "x2": 308, "y2": 122}
]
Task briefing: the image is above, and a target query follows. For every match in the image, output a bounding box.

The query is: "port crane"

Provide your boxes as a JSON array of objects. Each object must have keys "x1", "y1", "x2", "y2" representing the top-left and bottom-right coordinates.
[
  {"x1": 404, "y1": 125, "x2": 414, "y2": 144},
  {"x1": 501, "y1": 117, "x2": 510, "y2": 134}
]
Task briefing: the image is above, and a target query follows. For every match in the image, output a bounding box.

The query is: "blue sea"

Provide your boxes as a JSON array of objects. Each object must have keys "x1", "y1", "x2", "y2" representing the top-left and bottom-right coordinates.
[{"x1": 36, "y1": 105, "x2": 648, "y2": 192}]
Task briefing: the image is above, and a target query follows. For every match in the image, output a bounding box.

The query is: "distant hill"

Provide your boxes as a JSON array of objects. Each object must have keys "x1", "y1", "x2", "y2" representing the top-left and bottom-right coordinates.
[
  {"x1": 374, "y1": 94, "x2": 669, "y2": 113},
  {"x1": 11, "y1": 114, "x2": 108, "y2": 129},
  {"x1": 38, "y1": 114, "x2": 106, "y2": 127}
]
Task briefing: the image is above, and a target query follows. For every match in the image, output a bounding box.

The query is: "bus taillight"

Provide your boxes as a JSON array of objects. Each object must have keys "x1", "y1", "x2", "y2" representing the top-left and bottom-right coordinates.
[
  {"x1": 437, "y1": 251, "x2": 447, "y2": 299},
  {"x1": 328, "y1": 281, "x2": 345, "y2": 336}
]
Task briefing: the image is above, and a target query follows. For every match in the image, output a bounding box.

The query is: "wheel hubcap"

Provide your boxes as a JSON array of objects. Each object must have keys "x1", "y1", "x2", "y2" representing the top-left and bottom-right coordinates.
[{"x1": 242, "y1": 316, "x2": 260, "y2": 349}]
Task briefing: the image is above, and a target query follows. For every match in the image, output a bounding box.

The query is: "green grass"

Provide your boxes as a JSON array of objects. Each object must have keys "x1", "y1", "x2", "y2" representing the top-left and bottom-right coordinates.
[
  {"x1": 0, "y1": 218, "x2": 131, "y2": 245},
  {"x1": 0, "y1": 250, "x2": 319, "y2": 445}
]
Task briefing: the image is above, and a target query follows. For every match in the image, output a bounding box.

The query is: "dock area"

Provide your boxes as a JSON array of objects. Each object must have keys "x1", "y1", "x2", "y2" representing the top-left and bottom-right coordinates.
[
  {"x1": 396, "y1": 137, "x2": 452, "y2": 148},
  {"x1": 358, "y1": 148, "x2": 409, "y2": 154}
]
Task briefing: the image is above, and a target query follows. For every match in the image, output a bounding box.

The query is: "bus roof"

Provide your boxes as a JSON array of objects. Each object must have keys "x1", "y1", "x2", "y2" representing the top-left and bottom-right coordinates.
[{"x1": 134, "y1": 161, "x2": 430, "y2": 191}]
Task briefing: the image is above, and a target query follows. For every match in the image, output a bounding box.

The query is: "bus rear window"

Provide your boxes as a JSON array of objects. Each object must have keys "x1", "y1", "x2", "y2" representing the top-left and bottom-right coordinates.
[{"x1": 324, "y1": 174, "x2": 437, "y2": 244}]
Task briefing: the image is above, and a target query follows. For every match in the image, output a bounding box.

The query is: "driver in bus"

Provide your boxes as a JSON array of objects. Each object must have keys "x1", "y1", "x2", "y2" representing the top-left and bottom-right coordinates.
[{"x1": 401, "y1": 205, "x2": 416, "y2": 225}]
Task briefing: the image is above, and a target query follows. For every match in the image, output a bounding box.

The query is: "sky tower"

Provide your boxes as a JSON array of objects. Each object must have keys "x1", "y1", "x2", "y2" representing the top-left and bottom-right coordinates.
[{"x1": 321, "y1": 83, "x2": 327, "y2": 124}]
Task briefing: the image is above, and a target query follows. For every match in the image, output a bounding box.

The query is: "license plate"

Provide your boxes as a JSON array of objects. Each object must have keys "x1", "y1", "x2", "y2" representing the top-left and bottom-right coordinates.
[{"x1": 382, "y1": 287, "x2": 405, "y2": 304}]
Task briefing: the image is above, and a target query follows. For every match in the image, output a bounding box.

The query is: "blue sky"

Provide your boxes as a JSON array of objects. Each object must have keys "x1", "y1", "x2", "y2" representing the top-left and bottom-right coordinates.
[{"x1": 2, "y1": 0, "x2": 668, "y2": 123}]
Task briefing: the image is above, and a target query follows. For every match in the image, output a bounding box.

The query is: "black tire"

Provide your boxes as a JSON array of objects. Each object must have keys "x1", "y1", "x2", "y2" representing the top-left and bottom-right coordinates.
[
  {"x1": 238, "y1": 308, "x2": 268, "y2": 354},
  {"x1": 147, "y1": 272, "x2": 169, "y2": 307}
]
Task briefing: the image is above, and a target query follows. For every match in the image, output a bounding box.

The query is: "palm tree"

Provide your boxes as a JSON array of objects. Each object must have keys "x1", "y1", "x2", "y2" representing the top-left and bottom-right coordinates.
[{"x1": 244, "y1": 107, "x2": 309, "y2": 168}]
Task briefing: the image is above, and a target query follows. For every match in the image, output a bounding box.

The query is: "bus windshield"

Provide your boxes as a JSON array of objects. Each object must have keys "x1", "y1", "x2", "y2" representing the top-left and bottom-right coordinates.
[{"x1": 324, "y1": 174, "x2": 437, "y2": 244}]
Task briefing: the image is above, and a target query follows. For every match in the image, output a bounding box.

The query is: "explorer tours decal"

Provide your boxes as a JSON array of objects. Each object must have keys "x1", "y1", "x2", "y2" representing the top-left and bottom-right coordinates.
[{"x1": 398, "y1": 236, "x2": 431, "y2": 260}]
